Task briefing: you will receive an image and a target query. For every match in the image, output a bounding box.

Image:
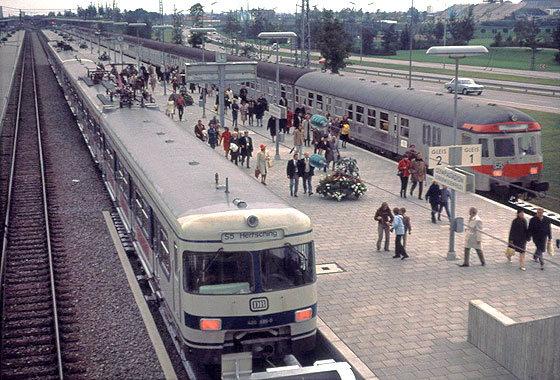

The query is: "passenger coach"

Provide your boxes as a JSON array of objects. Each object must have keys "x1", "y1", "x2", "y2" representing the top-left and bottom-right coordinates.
[{"x1": 41, "y1": 30, "x2": 317, "y2": 364}]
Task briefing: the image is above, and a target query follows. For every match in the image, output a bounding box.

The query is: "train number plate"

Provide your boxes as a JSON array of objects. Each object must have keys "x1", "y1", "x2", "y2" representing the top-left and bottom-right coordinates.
[{"x1": 250, "y1": 297, "x2": 269, "y2": 312}]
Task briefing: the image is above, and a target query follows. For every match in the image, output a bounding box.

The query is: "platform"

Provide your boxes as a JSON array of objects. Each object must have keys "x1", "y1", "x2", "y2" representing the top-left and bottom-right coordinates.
[
  {"x1": 0, "y1": 30, "x2": 24, "y2": 134},
  {"x1": 46, "y1": 29, "x2": 560, "y2": 380}
]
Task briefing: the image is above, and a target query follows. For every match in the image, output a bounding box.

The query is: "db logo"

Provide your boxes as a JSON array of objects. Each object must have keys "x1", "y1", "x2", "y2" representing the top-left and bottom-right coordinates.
[{"x1": 250, "y1": 297, "x2": 269, "y2": 312}]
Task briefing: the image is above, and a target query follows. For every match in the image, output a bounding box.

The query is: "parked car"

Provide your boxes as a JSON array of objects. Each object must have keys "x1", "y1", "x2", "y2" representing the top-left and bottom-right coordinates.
[{"x1": 444, "y1": 78, "x2": 484, "y2": 95}]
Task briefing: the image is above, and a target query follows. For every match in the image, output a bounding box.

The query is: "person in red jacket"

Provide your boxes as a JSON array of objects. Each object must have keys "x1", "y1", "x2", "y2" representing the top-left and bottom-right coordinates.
[
  {"x1": 220, "y1": 127, "x2": 232, "y2": 158},
  {"x1": 397, "y1": 154, "x2": 411, "y2": 198}
]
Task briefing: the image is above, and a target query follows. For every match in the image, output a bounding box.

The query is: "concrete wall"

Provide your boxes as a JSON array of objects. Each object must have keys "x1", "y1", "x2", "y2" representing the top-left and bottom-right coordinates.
[{"x1": 468, "y1": 299, "x2": 560, "y2": 380}]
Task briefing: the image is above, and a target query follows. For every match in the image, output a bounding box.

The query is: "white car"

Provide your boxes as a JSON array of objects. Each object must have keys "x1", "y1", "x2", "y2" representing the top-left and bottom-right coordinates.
[{"x1": 444, "y1": 78, "x2": 484, "y2": 95}]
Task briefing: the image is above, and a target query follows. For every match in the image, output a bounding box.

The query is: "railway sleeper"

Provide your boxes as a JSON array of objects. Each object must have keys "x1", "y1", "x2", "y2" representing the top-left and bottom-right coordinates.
[
  {"x1": 0, "y1": 364, "x2": 58, "y2": 380},
  {"x1": 6, "y1": 257, "x2": 50, "y2": 267},
  {"x1": 6, "y1": 242, "x2": 49, "y2": 250},
  {"x1": 5, "y1": 301, "x2": 53, "y2": 314},
  {"x1": 6, "y1": 263, "x2": 50, "y2": 273},
  {"x1": 2, "y1": 334, "x2": 55, "y2": 348},
  {"x1": 4, "y1": 309, "x2": 51, "y2": 322},
  {"x1": 1, "y1": 344, "x2": 55, "y2": 359},
  {"x1": 5, "y1": 269, "x2": 50, "y2": 280},
  {"x1": 3, "y1": 327, "x2": 52, "y2": 339},
  {"x1": 2, "y1": 353, "x2": 56, "y2": 368},
  {"x1": 4, "y1": 295, "x2": 51, "y2": 306},
  {"x1": 5, "y1": 275, "x2": 51, "y2": 286}
]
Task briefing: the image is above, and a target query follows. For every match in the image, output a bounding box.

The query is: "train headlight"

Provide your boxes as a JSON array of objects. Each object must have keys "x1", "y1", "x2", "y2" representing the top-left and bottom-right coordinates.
[
  {"x1": 200, "y1": 318, "x2": 222, "y2": 330},
  {"x1": 247, "y1": 215, "x2": 259, "y2": 228},
  {"x1": 530, "y1": 167, "x2": 538, "y2": 175},
  {"x1": 295, "y1": 308, "x2": 312, "y2": 323},
  {"x1": 492, "y1": 170, "x2": 503, "y2": 177}
]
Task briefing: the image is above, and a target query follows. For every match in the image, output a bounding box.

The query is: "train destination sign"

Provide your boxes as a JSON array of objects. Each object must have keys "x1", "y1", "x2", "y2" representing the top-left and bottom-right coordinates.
[{"x1": 221, "y1": 229, "x2": 285, "y2": 243}]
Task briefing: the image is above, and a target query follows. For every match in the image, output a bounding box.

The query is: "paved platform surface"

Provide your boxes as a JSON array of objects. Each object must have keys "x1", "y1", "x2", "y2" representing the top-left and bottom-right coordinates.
[
  {"x1": 0, "y1": 30, "x2": 24, "y2": 132},
  {"x1": 41, "y1": 31, "x2": 560, "y2": 380}
]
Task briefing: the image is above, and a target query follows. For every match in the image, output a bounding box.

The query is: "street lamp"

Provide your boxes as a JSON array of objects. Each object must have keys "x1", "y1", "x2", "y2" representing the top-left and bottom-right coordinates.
[
  {"x1": 190, "y1": 27, "x2": 217, "y2": 119},
  {"x1": 113, "y1": 21, "x2": 128, "y2": 64},
  {"x1": 350, "y1": 1, "x2": 374, "y2": 62},
  {"x1": 426, "y1": 45, "x2": 488, "y2": 260},
  {"x1": 258, "y1": 31, "x2": 297, "y2": 160},
  {"x1": 408, "y1": 0, "x2": 414, "y2": 89},
  {"x1": 129, "y1": 22, "x2": 147, "y2": 68},
  {"x1": 153, "y1": 24, "x2": 173, "y2": 95}
]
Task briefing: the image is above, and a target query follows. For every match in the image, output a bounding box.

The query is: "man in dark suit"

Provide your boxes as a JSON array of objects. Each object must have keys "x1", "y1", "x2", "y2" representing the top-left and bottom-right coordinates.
[
  {"x1": 286, "y1": 153, "x2": 300, "y2": 197},
  {"x1": 239, "y1": 131, "x2": 253, "y2": 168},
  {"x1": 299, "y1": 152, "x2": 315, "y2": 196}
]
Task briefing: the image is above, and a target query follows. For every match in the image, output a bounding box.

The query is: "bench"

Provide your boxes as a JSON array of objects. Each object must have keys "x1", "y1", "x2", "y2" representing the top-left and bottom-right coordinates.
[
  {"x1": 101, "y1": 80, "x2": 116, "y2": 91},
  {"x1": 97, "y1": 94, "x2": 113, "y2": 106},
  {"x1": 80, "y1": 76, "x2": 95, "y2": 87}
]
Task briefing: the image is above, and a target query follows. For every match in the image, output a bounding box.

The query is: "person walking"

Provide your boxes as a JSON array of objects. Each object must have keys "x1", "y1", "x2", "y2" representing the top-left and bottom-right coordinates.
[
  {"x1": 229, "y1": 132, "x2": 240, "y2": 166},
  {"x1": 317, "y1": 135, "x2": 330, "y2": 172},
  {"x1": 409, "y1": 153, "x2": 427, "y2": 199},
  {"x1": 397, "y1": 155, "x2": 411, "y2": 198},
  {"x1": 248, "y1": 99, "x2": 255, "y2": 126},
  {"x1": 340, "y1": 120, "x2": 350, "y2": 148},
  {"x1": 231, "y1": 99, "x2": 239, "y2": 127},
  {"x1": 391, "y1": 208, "x2": 409, "y2": 260},
  {"x1": 267, "y1": 116, "x2": 277, "y2": 142},
  {"x1": 194, "y1": 120, "x2": 206, "y2": 141},
  {"x1": 302, "y1": 114, "x2": 311, "y2": 147},
  {"x1": 240, "y1": 101, "x2": 248, "y2": 126},
  {"x1": 299, "y1": 152, "x2": 315, "y2": 195},
  {"x1": 166, "y1": 92, "x2": 176, "y2": 120},
  {"x1": 508, "y1": 209, "x2": 530, "y2": 270},
  {"x1": 220, "y1": 127, "x2": 232, "y2": 158},
  {"x1": 425, "y1": 181, "x2": 441, "y2": 224},
  {"x1": 327, "y1": 135, "x2": 341, "y2": 171},
  {"x1": 207, "y1": 123, "x2": 218, "y2": 149},
  {"x1": 438, "y1": 185, "x2": 451, "y2": 221},
  {"x1": 176, "y1": 93, "x2": 185, "y2": 121},
  {"x1": 528, "y1": 208, "x2": 552, "y2": 271},
  {"x1": 374, "y1": 202, "x2": 393, "y2": 252},
  {"x1": 400, "y1": 208, "x2": 412, "y2": 250},
  {"x1": 293, "y1": 126, "x2": 305, "y2": 156},
  {"x1": 239, "y1": 131, "x2": 253, "y2": 168},
  {"x1": 256, "y1": 144, "x2": 270, "y2": 185},
  {"x1": 287, "y1": 153, "x2": 300, "y2": 197},
  {"x1": 459, "y1": 207, "x2": 485, "y2": 267}
]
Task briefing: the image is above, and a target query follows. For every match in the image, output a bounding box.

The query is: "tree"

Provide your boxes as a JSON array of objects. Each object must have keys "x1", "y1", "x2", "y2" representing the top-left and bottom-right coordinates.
[
  {"x1": 400, "y1": 24, "x2": 409, "y2": 51},
  {"x1": 172, "y1": 7, "x2": 183, "y2": 45},
  {"x1": 514, "y1": 19, "x2": 541, "y2": 70},
  {"x1": 362, "y1": 24, "x2": 377, "y2": 55},
  {"x1": 382, "y1": 24, "x2": 398, "y2": 55},
  {"x1": 448, "y1": 7, "x2": 475, "y2": 45},
  {"x1": 188, "y1": 3, "x2": 205, "y2": 47},
  {"x1": 317, "y1": 11, "x2": 352, "y2": 73},
  {"x1": 433, "y1": 21, "x2": 445, "y2": 43},
  {"x1": 224, "y1": 12, "x2": 242, "y2": 38},
  {"x1": 553, "y1": 25, "x2": 560, "y2": 62},
  {"x1": 492, "y1": 31, "x2": 503, "y2": 47}
]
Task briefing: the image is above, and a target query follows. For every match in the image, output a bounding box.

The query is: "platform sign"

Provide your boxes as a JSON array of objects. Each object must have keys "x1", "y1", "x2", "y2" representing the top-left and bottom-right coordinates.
[
  {"x1": 434, "y1": 167, "x2": 475, "y2": 192},
  {"x1": 429, "y1": 146, "x2": 450, "y2": 168},
  {"x1": 269, "y1": 104, "x2": 286, "y2": 119},
  {"x1": 185, "y1": 62, "x2": 257, "y2": 83},
  {"x1": 458, "y1": 144, "x2": 482, "y2": 167}
]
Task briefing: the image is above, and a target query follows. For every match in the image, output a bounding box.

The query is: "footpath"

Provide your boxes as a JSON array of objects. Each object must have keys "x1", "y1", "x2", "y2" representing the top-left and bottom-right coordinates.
[
  {"x1": 42, "y1": 31, "x2": 560, "y2": 380},
  {"x1": 0, "y1": 30, "x2": 24, "y2": 133}
]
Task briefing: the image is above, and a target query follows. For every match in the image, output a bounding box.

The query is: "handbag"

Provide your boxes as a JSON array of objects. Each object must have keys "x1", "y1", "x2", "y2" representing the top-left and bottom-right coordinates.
[
  {"x1": 505, "y1": 246, "x2": 515, "y2": 259},
  {"x1": 254, "y1": 168, "x2": 260, "y2": 178},
  {"x1": 547, "y1": 240, "x2": 554, "y2": 256},
  {"x1": 397, "y1": 170, "x2": 403, "y2": 177}
]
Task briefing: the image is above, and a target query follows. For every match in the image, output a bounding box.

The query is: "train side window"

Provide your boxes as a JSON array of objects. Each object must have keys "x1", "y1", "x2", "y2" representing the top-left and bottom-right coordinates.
[
  {"x1": 316, "y1": 94, "x2": 323, "y2": 111},
  {"x1": 116, "y1": 161, "x2": 130, "y2": 201},
  {"x1": 479, "y1": 138, "x2": 489, "y2": 157},
  {"x1": 367, "y1": 109, "x2": 376, "y2": 128},
  {"x1": 295, "y1": 88, "x2": 299, "y2": 104},
  {"x1": 334, "y1": 99, "x2": 343, "y2": 116},
  {"x1": 104, "y1": 147, "x2": 115, "y2": 173},
  {"x1": 518, "y1": 135, "x2": 536, "y2": 156},
  {"x1": 157, "y1": 223, "x2": 171, "y2": 275},
  {"x1": 134, "y1": 189, "x2": 152, "y2": 245},
  {"x1": 400, "y1": 118, "x2": 409, "y2": 138},
  {"x1": 380, "y1": 112, "x2": 389, "y2": 132},
  {"x1": 307, "y1": 92, "x2": 314, "y2": 107},
  {"x1": 461, "y1": 134, "x2": 472, "y2": 144},
  {"x1": 346, "y1": 104, "x2": 353, "y2": 120},
  {"x1": 435, "y1": 128, "x2": 441, "y2": 146},
  {"x1": 423, "y1": 124, "x2": 431, "y2": 144},
  {"x1": 355, "y1": 105, "x2": 364, "y2": 123}
]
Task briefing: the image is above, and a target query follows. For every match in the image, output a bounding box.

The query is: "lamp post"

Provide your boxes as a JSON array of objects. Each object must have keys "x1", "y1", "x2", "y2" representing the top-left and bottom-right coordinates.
[
  {"x1": 426, "y1": 45, "x2": 488, "y2": 260},
  {"x1": 190, "y1": 27, "x2": 217, "y2": 119},
  {"x1": 153, "y1": 24, "x2": 173, "y2": 95},
  {"x1": 113, "y1": 22, "x2": 128, "y2": 64},
  {"x1": 408, "y1": 0, "x2": 414, "y2": 89},
  {"x1": 129, "y1": 22, "x2": 147, "y2": 69},
  {"x1": 350, "y1": 2, "x2": 374, "y2": 63},
  {"x1": 258, "y1": 31, "x2": 298, "y2": 160}
]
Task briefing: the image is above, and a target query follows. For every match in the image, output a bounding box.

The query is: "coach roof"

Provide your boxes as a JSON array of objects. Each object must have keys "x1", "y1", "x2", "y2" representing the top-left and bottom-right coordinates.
[{"x1": 295, "y1": 71, "x2": 536, "y2": 127}]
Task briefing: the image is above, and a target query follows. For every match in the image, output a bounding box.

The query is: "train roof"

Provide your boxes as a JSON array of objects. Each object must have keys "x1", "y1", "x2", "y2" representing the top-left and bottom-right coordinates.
[{"x1": 295, "y1": 71, "x2": 536, "y2": 128}]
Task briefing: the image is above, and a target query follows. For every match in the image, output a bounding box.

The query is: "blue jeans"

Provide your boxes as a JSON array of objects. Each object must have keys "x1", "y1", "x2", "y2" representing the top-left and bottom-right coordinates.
[
  {"x1": 290, "y1": 176, "x2": 300, "y2": 196},
  {"x1": 439, "y1": 202, "x2": 450, "y2": 219},
  {"x1": 303, "y1": 174, "x2": 313, "y2": 194}
]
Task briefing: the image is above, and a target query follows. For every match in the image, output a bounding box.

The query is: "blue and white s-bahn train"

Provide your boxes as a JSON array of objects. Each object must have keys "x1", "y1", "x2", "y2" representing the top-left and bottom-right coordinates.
[
  {"x1": 63, "y1": 25, "x2": 547, "y2": 196},
  {"x1": 40, "y1": 31, "x2": 317, "y2": 364}
]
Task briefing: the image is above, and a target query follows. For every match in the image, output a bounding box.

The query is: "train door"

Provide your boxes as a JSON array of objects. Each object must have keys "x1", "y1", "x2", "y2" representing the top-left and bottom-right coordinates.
[
  {"x1": 398, "y1": 115, "x2": 410, "y2": 152},
  {"x1": 153, "y1": 218, "x2": 173, "y2": 305},
  {"x1": 173, "y1": 243, "x2": 181, "y2": 320},
  {"x1": 391, "y1": 113, "x2": 399, "y2": 152}
]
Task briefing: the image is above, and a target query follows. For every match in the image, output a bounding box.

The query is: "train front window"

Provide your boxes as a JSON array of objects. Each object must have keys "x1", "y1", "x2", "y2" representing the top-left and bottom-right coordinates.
[
  {"x1": 260, "y1": 242, "x2": 315, "y2": 291},
  {"x1": 184, "y1": 250, "x2": 254, "y2": 295},
  {"x1": 494, "y1": 138, "x2": 514, "y2": 157},
  {"x1": 518, "y1": 135, "x2": 536, "y2": 156}
]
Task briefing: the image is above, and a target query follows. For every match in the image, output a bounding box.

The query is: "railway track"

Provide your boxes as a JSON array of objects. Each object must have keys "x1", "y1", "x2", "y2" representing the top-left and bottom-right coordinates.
[{"x1": 0, "y1": 31, "x2": 71, "y2": 380}]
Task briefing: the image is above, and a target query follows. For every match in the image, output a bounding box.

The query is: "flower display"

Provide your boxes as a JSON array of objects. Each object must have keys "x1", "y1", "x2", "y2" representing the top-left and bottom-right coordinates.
[{"x1": 316, "y1": 157, "x2": 367, "y2": 201}]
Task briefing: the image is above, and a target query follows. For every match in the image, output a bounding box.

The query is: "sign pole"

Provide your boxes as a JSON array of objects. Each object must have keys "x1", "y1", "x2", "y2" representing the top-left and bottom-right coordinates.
[
  {"x1": 448, "y1": 57, "x2": 460, "y2": 261},
  {"x1": 219, "y1": 64, "x2": 225, "y2": 128}
]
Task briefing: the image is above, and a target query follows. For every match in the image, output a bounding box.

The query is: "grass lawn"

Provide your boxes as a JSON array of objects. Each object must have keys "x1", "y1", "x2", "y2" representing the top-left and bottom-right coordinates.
[
  {"x1": 379, "y1": 47, "x2": 560, "y2": 72},
  {"x1": 516, "y1": 108, "x2": 560, "y2": 212}
]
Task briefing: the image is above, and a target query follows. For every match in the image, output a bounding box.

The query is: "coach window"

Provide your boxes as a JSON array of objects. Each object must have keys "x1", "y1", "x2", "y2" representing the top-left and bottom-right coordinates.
[
  {"x1": 295, "y1": 88, "x2": 300, "y2": 104},
  {"x1": 367, "y1": 109, "x2": 376, "y2": 128},
  {"x1": 316, "y1": 94, "x2": 323, "y2": 111},
  {"x1": 423, "y1": 124, "x2": 431, "y2": 145},
  {"x1": 494, "y1": 138, "x2": 515, "y2": 157},
  {"x1": 334, "y1": 99, "x2": 343, "y2": 116},
  {"x1": 157, "y1": 223, "x2": 171, "y2": 275},
  {"x1": 346, "y1": 103, "x2": 353, "y2": 120},
  {"x1": 134, "y1": 189, "x2": 152, "y2": 244},
  {"x1": 355, "y1": 105, "x2": 364, "y2": 124},
  {"x1": 479, "y1": 138, "x2": 489, "y2": 157},
  {"x1": 104, "y1": 147, "x2": 116, "y2": 173},
  {"x1": 116, "y1": 162, "x2": 130, "y2": 200},
  {"x1": 307, "y1": 92, "x2": 314, "y2": 108},
  {"x1": 184, "y1": 251, "x2": 254, "y2": 294},
  {"x1": 518, "y1": 135, "x2": 536, "y2": 156},
  {"x1": 380, "y1": 112, "x2": 389, "y2": 132},
  {"x1": 400, "y1": 118, "x2": 409, "y2": 138}
]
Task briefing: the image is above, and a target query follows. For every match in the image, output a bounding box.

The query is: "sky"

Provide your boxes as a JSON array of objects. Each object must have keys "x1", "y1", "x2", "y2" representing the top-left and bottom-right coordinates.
[{"x1": 1, "y1": 0, "x2": 523, "y2": 17}]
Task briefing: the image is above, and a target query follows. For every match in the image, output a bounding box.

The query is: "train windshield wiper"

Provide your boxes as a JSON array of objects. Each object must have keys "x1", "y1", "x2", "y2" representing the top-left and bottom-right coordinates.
[
  {"x1": 201, "y1": 248, "x2": 224, "y2": 275},
  {"x1": 284, "y1": 243, "x2": 307, "y2": 271}
]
